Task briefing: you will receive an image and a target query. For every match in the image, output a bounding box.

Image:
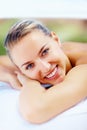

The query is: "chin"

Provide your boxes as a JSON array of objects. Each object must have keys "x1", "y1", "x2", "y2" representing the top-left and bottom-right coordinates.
[{"x1": 53, "y1": 76, "x2": 64, "y2": 85}]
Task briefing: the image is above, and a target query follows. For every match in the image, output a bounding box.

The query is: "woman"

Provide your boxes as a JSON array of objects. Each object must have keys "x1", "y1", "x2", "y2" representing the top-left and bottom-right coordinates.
[{"x1": 0, "y1": 19, "x2": 87, "y2": 124}]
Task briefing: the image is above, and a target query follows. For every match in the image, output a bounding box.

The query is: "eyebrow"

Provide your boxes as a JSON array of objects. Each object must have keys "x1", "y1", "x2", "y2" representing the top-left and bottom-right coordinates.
[
  {"x1": 38, "y1": 44, "x2": 47, "y2": 55},
  {"x1": 21, "y1": 44, "x2": 47, "y2": 68}
]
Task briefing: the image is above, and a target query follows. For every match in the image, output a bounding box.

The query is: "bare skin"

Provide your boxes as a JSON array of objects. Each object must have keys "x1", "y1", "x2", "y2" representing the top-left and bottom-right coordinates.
[
  {"x1": 0, "y1": 15, "x2": 87, "y2": 125},
  {"x1": 10, "y1": 30, "x2": 87, "y2": 124},
  {"x1": 62, "y1": 42, "x2": 87, "y2": 66},
  {"x1": 17, "y1": 64, "x2": 87, "y2": 123},
  {"x1": 0, "y1": 38, "x2": 87, "y2": 123},
  {"x1": 0, "y1": 55, "x2": 22, "y2": 89},
  {"x1": 0, "y1": 42, "x2": 87, "y2": 89}
]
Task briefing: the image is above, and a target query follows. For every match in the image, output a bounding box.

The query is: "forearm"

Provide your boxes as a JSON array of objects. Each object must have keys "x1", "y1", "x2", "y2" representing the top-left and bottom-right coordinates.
[
  {"x1": 19, "y1": 80, "x2": 46, "y2": 123},
  {"x1": 19, "y1": 65, "x2": 87, "y2": 124},
  {"x1": 0, "y1": 55, "x2": 19, "y2": 76},
  {"x1": 0, "y1": 55, "x2": 22, "y2": 89}
]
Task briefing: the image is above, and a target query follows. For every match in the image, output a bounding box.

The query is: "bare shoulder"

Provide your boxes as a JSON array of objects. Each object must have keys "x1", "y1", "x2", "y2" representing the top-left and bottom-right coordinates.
[
  {"x1": 0, "y1": 55, "x2": 10, "y2": 61},
  {"x1": 0, "y1": 55, "x2": 15, "y2": 67},
  {"x1": 62, "y1": 41, "x2": 87, "y2": 52},
  {"x1": 61, "y1": 42, "x2": 87, "y2": 65}
]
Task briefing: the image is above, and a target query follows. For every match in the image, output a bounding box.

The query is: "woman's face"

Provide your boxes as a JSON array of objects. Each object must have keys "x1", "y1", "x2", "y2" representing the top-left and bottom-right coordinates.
[{"x1": 11, "y1": 30, "x2": 70, "y2": 85}]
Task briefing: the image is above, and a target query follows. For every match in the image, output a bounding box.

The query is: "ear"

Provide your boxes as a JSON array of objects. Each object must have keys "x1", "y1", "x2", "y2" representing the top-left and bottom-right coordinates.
[{"x1": 50, "y1": 31, "x2": 61, "y2": 47}]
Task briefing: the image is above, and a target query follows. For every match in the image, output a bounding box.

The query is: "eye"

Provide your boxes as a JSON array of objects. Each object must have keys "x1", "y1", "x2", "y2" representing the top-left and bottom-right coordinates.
[
  {"x1": 26, "y1": 63, "x2": 34, "y2": 70},
  {"x1": 42, "y1": 48, "x2": 49, "y2": 57}
]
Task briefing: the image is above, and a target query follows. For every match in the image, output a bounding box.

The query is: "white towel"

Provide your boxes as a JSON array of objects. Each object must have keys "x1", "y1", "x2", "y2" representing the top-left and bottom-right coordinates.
[{"x1": 0, "y1": 81, "x2": 87, "y2": 130}]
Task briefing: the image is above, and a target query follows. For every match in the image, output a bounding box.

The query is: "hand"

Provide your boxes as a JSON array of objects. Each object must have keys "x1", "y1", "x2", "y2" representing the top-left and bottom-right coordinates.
[
  {"x1": 0, "y1": 64, "x2": 22, "y2": 90},
  {"x1": 15, "y1": 71, "x2": 40, "y2": 86}
]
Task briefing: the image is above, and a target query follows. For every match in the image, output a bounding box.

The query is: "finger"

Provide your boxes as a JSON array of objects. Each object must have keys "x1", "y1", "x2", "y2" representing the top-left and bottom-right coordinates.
[
  {"x1": 9, "y1": 74, "x2": 22, "y2": 90},
  {"x1": 10, "y1": 78, "x2": 22, "y2": 90},
  {"x1": 15, "y1": 71, "x2": 29, "y2": 85}
]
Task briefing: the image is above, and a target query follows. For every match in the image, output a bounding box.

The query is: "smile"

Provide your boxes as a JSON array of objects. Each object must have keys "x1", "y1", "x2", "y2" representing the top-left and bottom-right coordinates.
[{"x1": 45, "y1": 65, "x2": 60, "y2": 80}]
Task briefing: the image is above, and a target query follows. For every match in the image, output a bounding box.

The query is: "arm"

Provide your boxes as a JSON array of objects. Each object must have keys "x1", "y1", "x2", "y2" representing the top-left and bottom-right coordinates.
[
  {"x1": 0, "y1": 55, "x2": 22, "y2": 89},
  {"x1": 18, "y1": 64, "x2": 87, "y2": 124}
]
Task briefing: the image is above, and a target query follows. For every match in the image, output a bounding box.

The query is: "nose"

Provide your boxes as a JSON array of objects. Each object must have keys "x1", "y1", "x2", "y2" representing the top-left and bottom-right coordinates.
[{"x1": 37, "y1": 59, "x2": 51, "y2": 74}]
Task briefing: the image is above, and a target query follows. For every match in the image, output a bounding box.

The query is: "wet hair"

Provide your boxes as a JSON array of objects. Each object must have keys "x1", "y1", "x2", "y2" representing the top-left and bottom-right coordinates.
[{"x1": 4, "y1": 19, "x2": 51, "y2": 59}]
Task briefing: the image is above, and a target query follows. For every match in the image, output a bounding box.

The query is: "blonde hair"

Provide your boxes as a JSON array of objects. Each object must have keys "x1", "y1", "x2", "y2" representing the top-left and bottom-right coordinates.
[{"x1": 4, "y1": 19, "x2": 51, "y2": 58}]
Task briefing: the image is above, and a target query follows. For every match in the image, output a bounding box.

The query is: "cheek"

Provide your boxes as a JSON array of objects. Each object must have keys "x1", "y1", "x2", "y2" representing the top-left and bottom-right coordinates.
[
  {"x1": 50, "y1": 51, "x2": 60, "y2": 60},
  {"x1": 49, "y1": 50, "x2": 65, "y2": 65},
  {"x1": 52, "y1": 48, "x2": 64, "y2": 59},
  {"x1": 23, "y1": 71, "x2": 32, "y2": 78},
  {"x1": 21, "y1": 70, "x2": 38, "y2": 80}
]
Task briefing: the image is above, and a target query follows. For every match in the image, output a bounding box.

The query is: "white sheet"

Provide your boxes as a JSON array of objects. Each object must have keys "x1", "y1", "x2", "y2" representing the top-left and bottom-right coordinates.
[{"x1": 0, "y1": 81, "x2": 87, "y2": 130}]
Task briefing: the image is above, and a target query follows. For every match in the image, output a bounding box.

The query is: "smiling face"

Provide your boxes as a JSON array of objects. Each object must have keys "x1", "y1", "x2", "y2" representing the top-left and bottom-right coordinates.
[{"x1": 11, "y1": 29, "x2": 71, "y2": 85}]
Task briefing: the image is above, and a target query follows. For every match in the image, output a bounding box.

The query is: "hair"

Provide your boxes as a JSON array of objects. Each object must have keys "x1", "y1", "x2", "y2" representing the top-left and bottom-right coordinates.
[{"x1": 4, "y1": 19, "x2": 51, "y2": 59}]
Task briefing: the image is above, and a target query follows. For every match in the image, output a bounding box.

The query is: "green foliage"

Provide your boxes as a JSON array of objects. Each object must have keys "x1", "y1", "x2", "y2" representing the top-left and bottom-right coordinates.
[
  {"x1": 47, "y1": 19, "x2": 87, "y2": 43},
  {"x1": 0, "y1": 38, "x2": 6, "y2": 55},
  {"x1": 0, "y1": 19, "x2": 87, "y2": 55},
  {"x1": 0, "y1": 19, "x2": 18, "y2": 55}
]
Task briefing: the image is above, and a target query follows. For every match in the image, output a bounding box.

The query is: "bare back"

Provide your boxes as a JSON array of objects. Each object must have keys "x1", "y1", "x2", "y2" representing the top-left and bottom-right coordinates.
[{"x1": 62, "y1": 42, "x2": 87, "y2": 66}]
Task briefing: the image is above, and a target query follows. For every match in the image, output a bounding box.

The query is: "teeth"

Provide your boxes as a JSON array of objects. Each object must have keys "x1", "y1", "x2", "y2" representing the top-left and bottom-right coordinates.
[{"x1": 46, "y1": 67, "x2": 57, "y2": 78}]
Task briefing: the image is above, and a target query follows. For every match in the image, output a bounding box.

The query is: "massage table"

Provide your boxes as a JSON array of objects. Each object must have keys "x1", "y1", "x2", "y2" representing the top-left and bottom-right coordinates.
[{"x1": 0, "y1": 81, "x2": 87, "y2": 130}]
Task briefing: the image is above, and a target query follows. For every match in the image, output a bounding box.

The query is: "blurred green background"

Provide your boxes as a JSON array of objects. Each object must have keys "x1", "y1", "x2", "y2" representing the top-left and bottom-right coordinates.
[{"x1": 0, "y1": 18, "x2": 87, "y2": 55}]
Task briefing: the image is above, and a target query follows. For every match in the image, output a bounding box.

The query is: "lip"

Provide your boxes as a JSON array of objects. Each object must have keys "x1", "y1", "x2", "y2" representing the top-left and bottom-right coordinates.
[{"x1": 44, "y1": 65, "x2": 60, "y2": 80}]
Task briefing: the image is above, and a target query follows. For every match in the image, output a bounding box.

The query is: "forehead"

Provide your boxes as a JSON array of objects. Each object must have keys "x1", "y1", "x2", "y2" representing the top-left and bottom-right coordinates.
[{"x1": 11, "y1": 30, "x2": 51, "y2": 66}]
